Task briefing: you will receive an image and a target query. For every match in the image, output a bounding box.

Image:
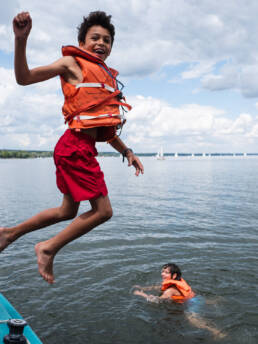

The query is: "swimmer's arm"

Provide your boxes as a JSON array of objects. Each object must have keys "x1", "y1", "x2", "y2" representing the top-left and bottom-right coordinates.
[
  {"x1": 133, "y1": 290, "x2": 160, "y2": 303},
  {"x1": 159, "y1": 288, "x2": 175, "y2": 299},
  {"x1": 134, "y1": 288, "x2": 174, "y2": 303},
  {"x1": 133, "y1": 285, "x2": 160, "y2": 291},
  {"x1": 108, "y1": 137, "x2": 144, "y2": 176},
  {"x1": 13, "y1": 12, "x2": 73, "y2": 85},
  {"x1": 142, "y1": 286, "x2": 161, "y2": 291}
]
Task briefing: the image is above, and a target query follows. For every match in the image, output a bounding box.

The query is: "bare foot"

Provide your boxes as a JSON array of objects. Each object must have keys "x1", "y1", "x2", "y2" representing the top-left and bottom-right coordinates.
[
  {"x1": 0, "y1": 227, "x2": 13, "y2": 252},
  {"x1": 35, "y1": 242, "x2": 55, "y2": 284},
  {"x1": 214, "y1": 330, "x2": 226, "y2": 339}
]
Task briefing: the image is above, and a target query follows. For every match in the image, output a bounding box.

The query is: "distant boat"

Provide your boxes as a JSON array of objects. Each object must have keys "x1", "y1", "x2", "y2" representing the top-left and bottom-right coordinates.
[
  {"x1": 174, "y1": 152, "x2": 178, "y2": 158},
  {"x1": 156, "y1": 147, "x2": 165, "y2": 160}
]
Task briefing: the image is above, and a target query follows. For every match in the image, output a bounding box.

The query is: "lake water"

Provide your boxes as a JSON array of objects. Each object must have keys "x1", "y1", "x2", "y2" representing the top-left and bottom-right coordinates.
[{"x1": 0, "y1": 156, "x2": 257, "y2": 344}]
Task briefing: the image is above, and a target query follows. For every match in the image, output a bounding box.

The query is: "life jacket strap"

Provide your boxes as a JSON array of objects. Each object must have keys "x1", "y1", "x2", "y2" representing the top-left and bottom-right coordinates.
[
  {"x1": 76, "y1": 82, "x2": 115, "y2": 93},
  {"x1": 78, "y1": 113, "x2": 124, "y2": 120},
  {"x1": 65, "y1": 90, "x2": 131, "y2": 123}
]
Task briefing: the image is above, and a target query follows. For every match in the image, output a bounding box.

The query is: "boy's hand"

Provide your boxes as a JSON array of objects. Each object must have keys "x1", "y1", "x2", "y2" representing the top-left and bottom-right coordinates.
[
  {"x1": 13, "y1": 12, "x2": 32, "y2": 38},
  {"x1": 127, "y1": 152, "x2": 144, "y2": 176}
]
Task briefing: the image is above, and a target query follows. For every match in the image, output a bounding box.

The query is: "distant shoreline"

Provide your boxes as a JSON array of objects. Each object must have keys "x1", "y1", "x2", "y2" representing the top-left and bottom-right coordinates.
[
  {"x1": 0, "y1": 150, "x2": 118, "y2": 159},
  {"x1": 1, "y1": 149, "x2": 258, "y2": 159},
  {"x1": 0, "y1": 150, "x2": 53, "y2": 159}
]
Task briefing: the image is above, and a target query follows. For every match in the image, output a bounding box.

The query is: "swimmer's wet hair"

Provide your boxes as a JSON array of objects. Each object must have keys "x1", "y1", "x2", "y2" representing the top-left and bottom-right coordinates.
[
  {"x1": 77, "y1": 11, "x2": 115, "y2": 45},
  {"x1": 162, "y1": 263, "x2": 182, "y2": 280}
]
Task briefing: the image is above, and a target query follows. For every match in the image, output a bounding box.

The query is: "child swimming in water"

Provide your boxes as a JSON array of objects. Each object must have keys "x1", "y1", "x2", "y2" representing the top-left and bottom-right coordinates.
[{"x1": 133, "y1": 263, "x2": 226, "y2": 339}]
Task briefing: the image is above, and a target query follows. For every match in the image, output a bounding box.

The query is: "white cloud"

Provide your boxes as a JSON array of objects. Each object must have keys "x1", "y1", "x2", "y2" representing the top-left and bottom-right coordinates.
[
  {"x1": 2, "y1": 0, "x2": 258, "y2": 151},
  {"x1": 182, "y1": 62, "x2": 215, "y2": 80},
  {"x1": 201, "y1": 64, "x2": 238, "y2": 91},
  {"x1": 0, "y1": 67, "x2": 16, "y2": 104},
  {"x1": 0, "y1": 67, "x2": 64, "y2": 150},
  {"x1": 1, "y1": 74, "x2": 258, "y2": 152},
  {"x1": 9, "y1": 133, "x2": 31, "y2": 147},
  {"x1": 0, "y1": 1, "x2": 19, "y2": 25},
  {"x1": 3, "y1": 0, "x2": 258, "y2": 91},
  {"x1": 202, "y1": 63, "x2": 258, "y2": 97},
  {"x1": 122, "y1": 96, "x2": 258, "y2": 152}
]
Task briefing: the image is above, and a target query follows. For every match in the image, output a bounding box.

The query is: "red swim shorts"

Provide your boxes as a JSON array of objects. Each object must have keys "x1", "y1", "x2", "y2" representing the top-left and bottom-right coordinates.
[{"x1": 54, "y1": 129, "x2": 108, "y2": 202}]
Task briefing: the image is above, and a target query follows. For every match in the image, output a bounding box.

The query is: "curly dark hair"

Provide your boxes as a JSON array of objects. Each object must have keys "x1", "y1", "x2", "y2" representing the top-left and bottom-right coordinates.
[
  {"x1": 77, "y1": 11, "x2": 115, "y2": 45},
  {"x1": 162, "y1": 263, "x2": 182, "y2": 280}
]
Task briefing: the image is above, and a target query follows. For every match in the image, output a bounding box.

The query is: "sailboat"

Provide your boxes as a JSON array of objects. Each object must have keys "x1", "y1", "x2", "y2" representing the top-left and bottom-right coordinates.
[{"x1": 156, "y1": 147, "x2": 165, "y2": 160}]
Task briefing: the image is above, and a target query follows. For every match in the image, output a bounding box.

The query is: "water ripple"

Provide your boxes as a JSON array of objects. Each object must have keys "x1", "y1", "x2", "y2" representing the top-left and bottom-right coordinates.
[{"x1": 0, "y1": 157, "x2": 258, "y2": 343}]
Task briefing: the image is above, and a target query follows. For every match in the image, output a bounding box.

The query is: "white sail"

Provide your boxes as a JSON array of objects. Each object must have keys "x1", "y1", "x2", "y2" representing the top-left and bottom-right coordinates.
[{"x1": 156, "y1": 147, "x2": 165, "y2": 160}]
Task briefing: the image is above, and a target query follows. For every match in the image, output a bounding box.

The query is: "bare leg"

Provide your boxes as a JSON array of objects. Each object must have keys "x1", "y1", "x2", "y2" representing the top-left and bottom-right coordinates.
[
  {"x1": 0, "y1": 194, "x2": 80, "y2": 252},
  {"x1": 35, "y1": 195, "x2": 113, "y2": 284},
  {"x1": 186, "y1": 312, "x2": 226, "y2": 339}
]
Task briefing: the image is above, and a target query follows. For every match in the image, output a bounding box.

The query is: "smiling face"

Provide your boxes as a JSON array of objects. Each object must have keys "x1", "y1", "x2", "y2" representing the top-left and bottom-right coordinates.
[
  {"x1": 161, "y1": 267, "x2": 172, "y2": 281},
  {"x1": 80, "y1": 25, "x2": 112, "y2": 61}
]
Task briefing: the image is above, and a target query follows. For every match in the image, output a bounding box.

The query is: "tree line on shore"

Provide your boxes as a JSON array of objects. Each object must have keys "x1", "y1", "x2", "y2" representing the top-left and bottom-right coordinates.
[
  {"x1": 0, "y1": 150, "x2": 53, "y2": 159},
  {"x1": 0, "y1": 150, "x2": 121, "y2": 159}
]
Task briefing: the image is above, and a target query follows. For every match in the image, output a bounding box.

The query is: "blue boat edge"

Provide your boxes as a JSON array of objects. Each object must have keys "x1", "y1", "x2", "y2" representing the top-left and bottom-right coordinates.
[{"x1": 0, "y1": 293, "x2": 42, "y2": 344}]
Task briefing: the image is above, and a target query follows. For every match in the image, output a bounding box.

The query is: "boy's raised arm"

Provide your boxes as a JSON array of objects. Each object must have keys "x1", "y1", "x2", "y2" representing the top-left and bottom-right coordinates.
[{"x1": 13, "y1": 12, "x2": 68, "y2": 85}]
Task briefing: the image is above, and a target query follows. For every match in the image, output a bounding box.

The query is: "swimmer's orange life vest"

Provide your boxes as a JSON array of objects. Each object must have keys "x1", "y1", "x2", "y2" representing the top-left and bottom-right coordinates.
[
  {"x1": 61, "y1": 45, "x2": 131, "y2": 136},
  {"x1": 161, "y1": 278, "x2": 195, "y2": 303}
]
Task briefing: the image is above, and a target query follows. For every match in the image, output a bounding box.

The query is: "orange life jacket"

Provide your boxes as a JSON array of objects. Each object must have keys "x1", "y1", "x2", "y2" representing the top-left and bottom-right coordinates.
[
  {"x1": 61, "y1": 45, "x2": 131, "y2": 137},
  {"x1": 161, "y1": 278, "x2": 195, "y2": 303}
]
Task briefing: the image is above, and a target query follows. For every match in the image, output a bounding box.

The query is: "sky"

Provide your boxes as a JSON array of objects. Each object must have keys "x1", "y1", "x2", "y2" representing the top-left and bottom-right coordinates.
[{"x1": 1, "y1": 0, "x2": 258, "y2": 153}]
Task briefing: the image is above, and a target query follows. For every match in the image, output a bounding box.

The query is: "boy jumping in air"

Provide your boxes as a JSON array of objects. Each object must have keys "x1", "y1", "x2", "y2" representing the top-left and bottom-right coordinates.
[{"x1": 0, "y1": 11, "x2": 143, "y2": 284}]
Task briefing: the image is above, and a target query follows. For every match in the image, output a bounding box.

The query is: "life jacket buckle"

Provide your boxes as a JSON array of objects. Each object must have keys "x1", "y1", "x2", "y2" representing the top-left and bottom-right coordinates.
[{"x1": 117, "y1": 91, "x2": 123, "y2": 100}]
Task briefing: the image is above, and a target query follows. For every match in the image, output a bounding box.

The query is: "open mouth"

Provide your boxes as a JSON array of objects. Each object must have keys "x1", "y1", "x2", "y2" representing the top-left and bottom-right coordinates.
[{"x1": 94, "y1": 48, "x2": 105, "y2": 56}]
